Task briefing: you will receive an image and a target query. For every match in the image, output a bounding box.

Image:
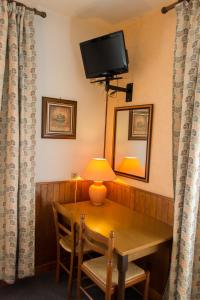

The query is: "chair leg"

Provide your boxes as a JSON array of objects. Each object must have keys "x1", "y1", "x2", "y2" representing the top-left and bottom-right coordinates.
[
  {"x1": 77, "y1": 267, "x2": 82, "y2": 300},
  {"x1": 67, "y1": 252, "x2": 74, "y2": 300},
  {"x1": 105, "y1": 289, "x2": 113, "y2": 300},
  {"x1": 56, "y1": 246, "x2": 61, "y2": 283},
  {"x1": 143, "y1": 271, "x2": 150, "y2": 300},
  {"x1": 111, "y1": 294, "x2": 116, "y2": 300},
  {"x1": 106, "y1": 293, "x2": 113, "y2": 300}
]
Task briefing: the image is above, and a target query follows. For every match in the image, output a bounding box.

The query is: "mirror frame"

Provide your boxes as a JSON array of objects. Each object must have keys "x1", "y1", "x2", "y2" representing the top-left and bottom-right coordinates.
[{"x1": 112, "y1": 104, "x2": 153, "y2": 182}]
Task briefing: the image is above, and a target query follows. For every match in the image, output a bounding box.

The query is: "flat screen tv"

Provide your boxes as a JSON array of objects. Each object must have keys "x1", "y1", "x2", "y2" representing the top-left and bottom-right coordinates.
[{"x1": 80, "y1": 30, "x2": 128, "y2": 79}]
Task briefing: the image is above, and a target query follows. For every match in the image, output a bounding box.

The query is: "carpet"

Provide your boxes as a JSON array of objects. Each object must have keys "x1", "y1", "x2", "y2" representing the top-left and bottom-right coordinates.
[{"x1": 0, "y1": 271, "x2": 142, "y2": 300}]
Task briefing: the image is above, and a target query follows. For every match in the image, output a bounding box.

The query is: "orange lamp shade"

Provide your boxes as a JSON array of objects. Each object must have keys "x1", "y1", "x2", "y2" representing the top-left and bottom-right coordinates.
[
  {"x1": 118, "y1": 157, "x2": 144, "y2": 176},
  {"x1": 82, "y1": 158, "x2": 116, "y2": 206},
  {"x1": 82, "y1": 158, "x2": 116, "y2": 182}
]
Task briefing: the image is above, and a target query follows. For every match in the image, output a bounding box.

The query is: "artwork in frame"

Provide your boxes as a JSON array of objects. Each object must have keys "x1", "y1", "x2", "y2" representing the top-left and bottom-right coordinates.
[
  {"x1": 128, "y1": 108, "x2": 149, "y2": 140},
  {"x1": 42, "y1": 97, "x2": 77, "y2": 139}
]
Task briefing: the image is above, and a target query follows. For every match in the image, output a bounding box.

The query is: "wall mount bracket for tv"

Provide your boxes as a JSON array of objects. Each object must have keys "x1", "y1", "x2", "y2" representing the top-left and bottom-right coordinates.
[{"x1": 91, "y1": 77, "x2": 133, "y2": 102}]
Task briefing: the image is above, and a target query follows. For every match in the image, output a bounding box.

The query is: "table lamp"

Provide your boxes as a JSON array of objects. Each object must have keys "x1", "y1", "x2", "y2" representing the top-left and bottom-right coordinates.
[
  {"x1": 82, "y1": 158, "x2": 116, "y2": 206},
  {"x1": 118, "y1": 157, "x2": 144, "y2": 177}
]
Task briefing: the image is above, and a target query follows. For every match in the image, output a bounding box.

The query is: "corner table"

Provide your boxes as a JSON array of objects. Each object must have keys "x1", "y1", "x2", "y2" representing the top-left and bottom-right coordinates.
[{"x1": 60, "y1": 199, "x2": 173, "y2": 300}]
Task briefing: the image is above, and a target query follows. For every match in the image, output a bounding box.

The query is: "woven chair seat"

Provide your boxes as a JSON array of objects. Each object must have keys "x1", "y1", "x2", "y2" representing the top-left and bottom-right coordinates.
[
  {"x1": 59, "y1": 236, "x2": 91, "y2": 253},
  {"x1": 82, "y1": 255, "x2": 145, "y2": 286}
]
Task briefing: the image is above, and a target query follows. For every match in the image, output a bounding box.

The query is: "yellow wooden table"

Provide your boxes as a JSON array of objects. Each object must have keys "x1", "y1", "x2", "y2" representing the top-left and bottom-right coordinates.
[{"x1": 61, "y1": 199, "x2": 173, "y2": 300}]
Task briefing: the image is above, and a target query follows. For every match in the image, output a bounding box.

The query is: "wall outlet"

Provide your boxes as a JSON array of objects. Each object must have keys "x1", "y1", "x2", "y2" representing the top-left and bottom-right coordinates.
[{"x1": 71, "y1": 172, "x2": 78, "y2": 179}]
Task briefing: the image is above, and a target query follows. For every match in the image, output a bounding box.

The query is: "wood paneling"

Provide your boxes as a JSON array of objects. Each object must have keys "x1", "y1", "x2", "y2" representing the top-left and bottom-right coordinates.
[
  {"x1": 35, "y1": 180, "x2": 90, "y2": 271},
  {"x1": 105, "y1": 181, "x2": 174, "y2": 226}
]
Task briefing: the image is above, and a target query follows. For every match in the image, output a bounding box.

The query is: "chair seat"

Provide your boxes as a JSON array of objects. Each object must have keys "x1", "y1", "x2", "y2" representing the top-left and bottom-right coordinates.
[
  {"x1": 59, "y1": 236, "x2": 91, "y2": 253},
  {"x1": 82, "y1": 256, "x2": 145, "y2": 286}
]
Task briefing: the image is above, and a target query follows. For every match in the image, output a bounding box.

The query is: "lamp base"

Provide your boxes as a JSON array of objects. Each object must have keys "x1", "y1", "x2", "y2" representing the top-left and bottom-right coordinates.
[{"x1": 89, "y1": 181, "x2": 106, "y2": 206}]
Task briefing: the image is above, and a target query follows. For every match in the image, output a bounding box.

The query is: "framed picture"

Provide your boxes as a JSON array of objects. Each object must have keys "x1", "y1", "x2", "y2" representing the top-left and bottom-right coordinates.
[
  {"x1": 42, "y1": 97, "x2": 77, "y2": 139},
  {"x1": 128, "y1": 108, "x2": 149, "y2": 140}
]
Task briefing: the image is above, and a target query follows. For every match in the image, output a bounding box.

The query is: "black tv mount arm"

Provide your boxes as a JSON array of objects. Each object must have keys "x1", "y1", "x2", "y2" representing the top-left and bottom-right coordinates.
[{"x1": 91, "y1": 76, "x2": 133, "y2": 102}]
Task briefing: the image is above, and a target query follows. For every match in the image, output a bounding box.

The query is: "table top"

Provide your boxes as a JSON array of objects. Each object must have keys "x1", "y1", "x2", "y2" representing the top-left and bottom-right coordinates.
[{"x1": 61, "y1": 199, "x2": 173, "y2": 257}]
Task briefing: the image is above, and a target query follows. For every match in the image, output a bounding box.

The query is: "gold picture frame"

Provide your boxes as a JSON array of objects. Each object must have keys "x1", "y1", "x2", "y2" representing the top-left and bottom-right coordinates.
[
  {"x1": 42, "y1": 97, "x2": 77, "y2": 139},
  {"x1": 128, "y1": 108, "x2": 149, "y2": 140}
]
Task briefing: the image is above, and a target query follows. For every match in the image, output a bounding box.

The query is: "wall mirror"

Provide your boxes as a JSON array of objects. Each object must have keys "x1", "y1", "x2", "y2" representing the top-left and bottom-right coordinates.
[{"x1": 112, "y1": 104, "x2": 153, "y2": 182}]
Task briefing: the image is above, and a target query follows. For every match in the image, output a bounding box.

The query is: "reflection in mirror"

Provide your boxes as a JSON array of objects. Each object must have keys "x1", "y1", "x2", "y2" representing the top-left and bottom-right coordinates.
[{"x1": 113, "y1": 105, "x2": 153, "y2": 182}]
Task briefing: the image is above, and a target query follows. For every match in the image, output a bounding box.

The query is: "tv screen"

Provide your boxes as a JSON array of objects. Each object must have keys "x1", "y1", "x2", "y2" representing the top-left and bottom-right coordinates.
[{"x1": 80, "y1": 31, "x2": 128, "y2": 79}]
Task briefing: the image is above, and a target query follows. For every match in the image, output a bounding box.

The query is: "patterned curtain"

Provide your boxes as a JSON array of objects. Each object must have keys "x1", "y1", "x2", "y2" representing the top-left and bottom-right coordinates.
[
  {"x1": 168, "y1": 0, "x2": 200, "y2": 299},
  {"x1": 0, "y1": 1, "x2": 36, "y2": 284}
]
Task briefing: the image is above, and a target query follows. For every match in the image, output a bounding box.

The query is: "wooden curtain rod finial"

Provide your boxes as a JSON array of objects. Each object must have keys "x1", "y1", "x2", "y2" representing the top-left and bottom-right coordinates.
[
  {"x1": 33, "y1": 8, "x2": 47, "y2": 18},
  {"x1": 161, "y1": 2, "x2": 178, "y2": 14},
  {"x1": 161, "y1": 7, "x2": 168, "y2": 14},
  {"x1": 161, "y1": 0, "x2": 190, "y2": 14}
]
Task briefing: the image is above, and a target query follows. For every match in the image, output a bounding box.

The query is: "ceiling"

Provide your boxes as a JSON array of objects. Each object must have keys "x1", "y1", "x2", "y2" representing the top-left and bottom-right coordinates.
[{"x1": 22, "y1": 0, "x2": 170, "y2": 23}]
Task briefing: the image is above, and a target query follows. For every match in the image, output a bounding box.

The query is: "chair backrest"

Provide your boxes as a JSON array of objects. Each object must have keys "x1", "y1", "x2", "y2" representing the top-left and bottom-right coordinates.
[
  {"x1": 78, "y1": 214, "x2": 115, "y2": 291},
  {"x1": 52, "y1": 201, "x2": 75, "y2": 247}
]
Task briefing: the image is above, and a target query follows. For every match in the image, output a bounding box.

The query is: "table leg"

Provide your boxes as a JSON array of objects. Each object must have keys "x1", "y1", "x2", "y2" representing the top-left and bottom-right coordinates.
[{"x1": 117, "y1": 254, "x2": 128, "y2": 300}]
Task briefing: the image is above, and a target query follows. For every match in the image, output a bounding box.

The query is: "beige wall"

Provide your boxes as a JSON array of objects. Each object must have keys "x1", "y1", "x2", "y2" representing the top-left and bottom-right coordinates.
[
  {"x1": 106, "y1": 10, "x2": 176, "y2": 198},
  {"x1": 33, "y1": 10, "x2": 112, "y2": 181},
  {"x1": 22, "y1": 1, "x2": 175, "y2": 197}
]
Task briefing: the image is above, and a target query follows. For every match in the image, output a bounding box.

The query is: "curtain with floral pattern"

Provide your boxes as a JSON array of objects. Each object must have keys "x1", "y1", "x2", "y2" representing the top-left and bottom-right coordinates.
[
  {"x1": 168, "y1": 0, "x2": 200, "y2": 299},
  {"x1": 0, "y1": 1, "x2": 36, "y2": 284}
]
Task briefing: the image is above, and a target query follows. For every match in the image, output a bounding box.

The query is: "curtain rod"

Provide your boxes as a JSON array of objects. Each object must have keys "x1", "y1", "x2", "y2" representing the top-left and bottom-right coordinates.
[
  {"x1": 7, "y1": 0, "x2": 47, "y2": 18},
  {"x1": 161, "y1": 0, "x2": 190, "y2": 14}
]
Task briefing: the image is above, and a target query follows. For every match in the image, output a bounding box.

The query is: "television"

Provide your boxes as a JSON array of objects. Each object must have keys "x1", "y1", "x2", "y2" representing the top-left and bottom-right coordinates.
[{"x1": 80, "y1": 31, "x2": 128, "y2": 79}]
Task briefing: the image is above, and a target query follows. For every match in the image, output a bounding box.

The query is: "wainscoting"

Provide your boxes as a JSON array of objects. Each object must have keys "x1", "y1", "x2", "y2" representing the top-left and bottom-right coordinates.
[
  {"x1": 35, "y1": 180, "x2": 91, "y2": 271},
  {"x1": 105, "y1": 181, "x2": 173, "y2": 226},
  {"x1": 35, "y1": 180, "x2": 173, "y2": 300}
]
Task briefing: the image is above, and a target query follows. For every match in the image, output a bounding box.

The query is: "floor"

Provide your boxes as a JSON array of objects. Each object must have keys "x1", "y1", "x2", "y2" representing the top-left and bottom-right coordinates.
[{"x1": 0, "y1": 271, "x2": 142, "y2": 300}]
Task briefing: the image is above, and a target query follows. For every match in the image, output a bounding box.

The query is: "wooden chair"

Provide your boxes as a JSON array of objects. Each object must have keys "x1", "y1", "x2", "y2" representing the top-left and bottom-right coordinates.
[
  {"x1": 52, "y1": 202, "x2": 91, "y2": 299},
  {"x1": 77, "y1": 215, "x2": 150, "y2": 300},
  {"x1": 52, "y1": 201, "x2": 76, "y2": 299}
]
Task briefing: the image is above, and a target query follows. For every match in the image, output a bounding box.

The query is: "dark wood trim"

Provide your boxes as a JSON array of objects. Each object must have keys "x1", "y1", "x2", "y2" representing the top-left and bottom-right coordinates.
[
  {"x1": 41, "y1": 97, "x2": 77, "y2": 139},
  {"x1": 35, "y1": 261, "x2": 56, "y2": 275},
  {"x1": 112, "y1": 104, "x2": 153, "y2": 182}
]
